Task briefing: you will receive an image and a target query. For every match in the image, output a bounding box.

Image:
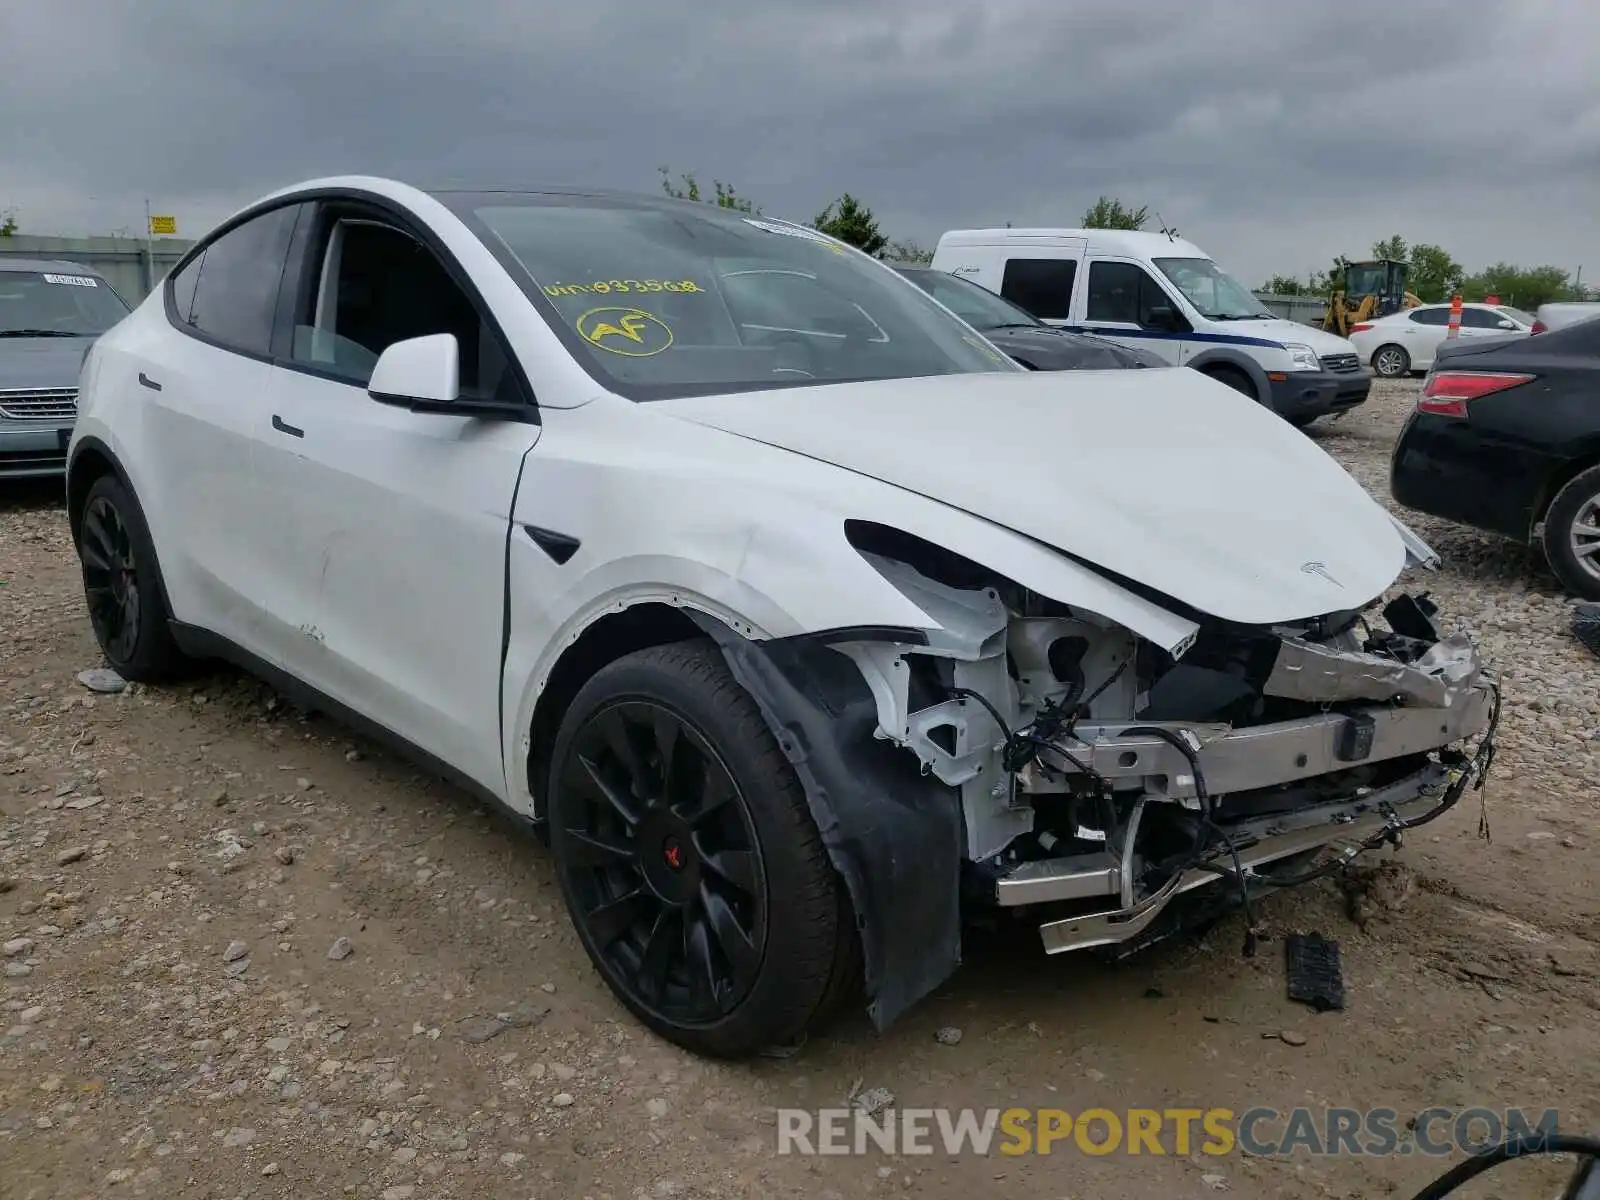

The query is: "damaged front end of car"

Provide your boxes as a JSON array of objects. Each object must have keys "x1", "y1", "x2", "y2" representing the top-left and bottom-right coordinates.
[{"x1": 695, "y1": 520, "x2": 1500, "y2": 1033}]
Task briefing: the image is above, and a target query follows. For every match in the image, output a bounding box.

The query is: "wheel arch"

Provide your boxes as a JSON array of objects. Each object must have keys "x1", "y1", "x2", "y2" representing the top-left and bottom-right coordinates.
[
  {"x1": 65, "y1": 435, "x2": 128, "y2": 545},
  {"x1": 1188, "y1": 349, "x2": 1269, "y2": 402},
  {"x1": 1532, "y1": 448, "x2": 1600, "y2": 535},
  {"x1": 524, "y1": 601, "x2": 706, "y2": 820}
]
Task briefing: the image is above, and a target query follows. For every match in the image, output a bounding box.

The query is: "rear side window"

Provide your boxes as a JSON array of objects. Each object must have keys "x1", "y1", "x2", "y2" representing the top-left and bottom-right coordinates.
[
  {"x1": 1000, "y1": 258, "x2": 1077, "y2": 320},
  {"x1": 1409, "y1": 308, "x2": 1449, "y2": 326},
  {"x1": 172, "y1": 205, "x2": 301, "y2": 356}
]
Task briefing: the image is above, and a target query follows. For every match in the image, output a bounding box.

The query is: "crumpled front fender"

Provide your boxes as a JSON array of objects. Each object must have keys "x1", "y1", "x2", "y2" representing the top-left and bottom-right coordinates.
[{"x1": 689, "y1": 614, "x2": 965, "y2": 1034}]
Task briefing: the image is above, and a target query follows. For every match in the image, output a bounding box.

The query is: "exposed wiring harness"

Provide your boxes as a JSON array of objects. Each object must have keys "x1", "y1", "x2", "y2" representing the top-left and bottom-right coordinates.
[
  {"x1": 1117, "y1": 723, "x2": 1259, "y2": 957},
  {"x1": 951, "y1": 659, "x2": 1502, "y2": 961},
  {"x1": 1255, "y1": 678, "x2": 1501, "y2": 891}
]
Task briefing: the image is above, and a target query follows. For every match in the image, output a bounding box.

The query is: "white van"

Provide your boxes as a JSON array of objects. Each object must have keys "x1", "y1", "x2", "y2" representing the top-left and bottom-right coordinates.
[{"x1": 931, "y1": 228, "x2": 1371, "y2": 426}]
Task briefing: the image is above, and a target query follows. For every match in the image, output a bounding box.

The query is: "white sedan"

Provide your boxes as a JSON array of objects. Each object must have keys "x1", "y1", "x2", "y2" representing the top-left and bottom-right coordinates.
[
  {"x1": 1349, "y1": 301, "x2": 1536, "y2": 377},
  {"x1": 66, "y1": 177, "x2": 1499, "y2": 1057}
]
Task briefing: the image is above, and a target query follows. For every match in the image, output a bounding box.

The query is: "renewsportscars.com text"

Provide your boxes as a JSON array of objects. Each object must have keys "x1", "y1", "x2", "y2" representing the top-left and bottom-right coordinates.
[{"x1": 776, "y1": 1106, "x2": 1561, "y2": 1158}]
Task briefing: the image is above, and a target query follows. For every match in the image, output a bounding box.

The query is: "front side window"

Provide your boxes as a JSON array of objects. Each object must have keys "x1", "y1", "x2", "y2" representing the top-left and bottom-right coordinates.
[
  {"x1": 1086, "y1": 261, "x2": 1173, "y2": 327},
  {"x1": 458, "y1": 199, "x2": 1007, "y2": 398},
  {"x1": 0, "y1": 270, "x2": 130, "y2": 338},
  {"x1": 177, "y1": 204, "x2": 301, "y2": 355},
  {"x1": 999, "y1": 259, "x2": 1077, "y2": 320},
  {"x1": 286, "y1": 215, "x2": 516, "y2": 401},
  {"x1": 902, "y1": 270, "x2": 1041, "y2": 330},
  {"x1": 1151, "y1": 257, "x2": 1271, "y2": 320},
  {"x1": 1496, "y1": 306, "x2": 1536, "y2": 327}
]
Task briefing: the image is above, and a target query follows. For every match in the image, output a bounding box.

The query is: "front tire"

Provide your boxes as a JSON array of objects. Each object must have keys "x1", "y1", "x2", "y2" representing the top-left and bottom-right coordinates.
[
  {"x1": 76, "y1": 474, "x2": 188, "y2": 682},
  {"x1": 1542, "y1": 465, "x2": 1600, "y2": 600},
  {"x1": 1371, "y1": 344, "x2": 1410, "y2": 378},
  {"x1": 547, "y1": 641, "x2": 852, "y2": 1057},
  {"x1": 1202, "y1": 365, "x2": 1257, "y2": 401}
]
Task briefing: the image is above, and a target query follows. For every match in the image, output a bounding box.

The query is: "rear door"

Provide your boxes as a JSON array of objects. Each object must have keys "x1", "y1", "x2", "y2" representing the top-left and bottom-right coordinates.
[
  {"x1": 252, "y1": 201, "x2": 542, "y2": 794},
  {"x1": 1403, "y1": 307, "x2": 1451, "y2": 367},
  {"x1": 128, "y1": 202, "x2": 307, "y2": 654}
]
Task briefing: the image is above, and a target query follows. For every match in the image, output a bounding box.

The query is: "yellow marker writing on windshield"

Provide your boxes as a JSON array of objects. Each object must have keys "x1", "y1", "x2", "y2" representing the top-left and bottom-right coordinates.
[{"x1": 575, "y1": 307, "x2": 674, "y2": 357}]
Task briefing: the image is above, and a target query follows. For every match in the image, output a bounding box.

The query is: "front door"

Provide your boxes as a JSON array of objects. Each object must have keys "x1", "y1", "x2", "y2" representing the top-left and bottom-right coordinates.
[
  {"x1": 1081, "y1": 258, "x2": 1188, "y2": 366},
  {"x1": 252, "y1": 206, "x2": 542, "y2": 795}
]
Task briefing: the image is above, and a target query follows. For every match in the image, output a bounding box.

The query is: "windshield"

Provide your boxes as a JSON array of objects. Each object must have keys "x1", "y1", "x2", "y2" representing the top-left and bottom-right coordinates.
[
  {"x1": 899, "y1": 269, "x2": 1041, "y2": 330},
  {"x1": 463, "y1": 199, "x2": 1013, "y2": 398},
  {"x1": 0, "y1": 270, "x2": 130, "y2": 337},
  {"x1": 1496, "y1": 306, "x2": 1536, "y2": 326},
  {"x1": 1152, "y1": 257, "x2": 1273, "y2": 320}
]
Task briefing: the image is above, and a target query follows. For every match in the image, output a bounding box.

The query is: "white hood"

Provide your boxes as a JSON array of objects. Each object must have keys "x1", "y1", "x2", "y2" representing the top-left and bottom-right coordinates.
[
  {"x1": 1239, "y1": 318, "x2": 1356, "y2": 357},
  {"x1": 659, "y1": 369, "x2": 1405, "y2": 626}
]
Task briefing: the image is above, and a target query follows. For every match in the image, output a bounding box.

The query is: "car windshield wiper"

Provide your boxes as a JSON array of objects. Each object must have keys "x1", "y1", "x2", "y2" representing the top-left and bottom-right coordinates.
[
  {"x1": 983, "y1": 322, "x2": 1043, "y2": 331},
  {"x1": 0, "y1": 328, "x2": 82, "y2": 338},
  {"x1": 1211, "y1": 313, "x2": 1274, "y2": 321}
]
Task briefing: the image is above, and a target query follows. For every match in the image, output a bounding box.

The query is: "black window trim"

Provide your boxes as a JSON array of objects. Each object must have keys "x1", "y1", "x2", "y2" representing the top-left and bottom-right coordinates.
[{"x1": 162, "y1": 186, "x2": 538, "y2": 424}]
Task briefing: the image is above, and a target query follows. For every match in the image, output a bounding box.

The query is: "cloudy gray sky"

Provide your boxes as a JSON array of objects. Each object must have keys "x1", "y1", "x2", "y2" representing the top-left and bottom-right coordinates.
[{"x1": 4, "y1": 0, "x2": 1596, "y2": 286}]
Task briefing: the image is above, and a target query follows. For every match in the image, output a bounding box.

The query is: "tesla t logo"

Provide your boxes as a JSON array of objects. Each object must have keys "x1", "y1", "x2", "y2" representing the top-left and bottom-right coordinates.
[
  {"x1": 1301, "y1": 561, "x2": 1341, "y2": 587},
  {"x1": 663, "y1": 840, "x2": 684, "y2": 870},
  {"x1": 575, "y1": 307, "x2": 674, "y2": 357}
]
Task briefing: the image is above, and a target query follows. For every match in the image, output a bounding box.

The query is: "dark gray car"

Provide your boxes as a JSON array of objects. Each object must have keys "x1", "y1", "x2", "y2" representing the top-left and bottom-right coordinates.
[
  {"x1": 1, "y1": 259, "x2": 132, "y2": 479},
  {"x1": 894, "y1": 265, "x2": 1160, "y2": 370}
]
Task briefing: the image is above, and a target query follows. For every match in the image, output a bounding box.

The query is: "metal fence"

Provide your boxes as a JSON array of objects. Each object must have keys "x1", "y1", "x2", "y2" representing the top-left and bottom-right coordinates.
[
  {"x1": 1253, "y1": 292, "x2": 1328, "y2": 327},
  {"x1": 0, "y1": 234, "x2": 198, "y2": 305}
]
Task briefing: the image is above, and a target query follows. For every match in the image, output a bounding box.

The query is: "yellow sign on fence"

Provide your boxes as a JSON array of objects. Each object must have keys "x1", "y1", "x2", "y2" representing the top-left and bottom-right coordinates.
[{"x1": 148, "y1": 214, "x2": 177, "y2": 236}]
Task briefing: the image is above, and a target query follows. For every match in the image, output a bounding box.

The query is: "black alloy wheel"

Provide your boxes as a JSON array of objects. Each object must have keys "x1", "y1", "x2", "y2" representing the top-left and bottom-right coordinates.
[
  {"x1": 80, "y1": 493, "x2": 142, "y2": 664},
  {"x1": 556, "y1": 699, "x2": 768, "y2": 1026},
  {"x1": 75, "y1": 473, "x2": 187, "y2": 681}
]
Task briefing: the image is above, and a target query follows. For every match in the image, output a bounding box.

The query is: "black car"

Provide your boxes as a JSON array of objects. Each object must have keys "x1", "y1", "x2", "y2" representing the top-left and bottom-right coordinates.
[
  {"x1": 1390, "y1": 314, "x2": 1600, "y2": 598},
  {"x1": 894, "y1": 265, "x2": 1159, "y2": 370}
]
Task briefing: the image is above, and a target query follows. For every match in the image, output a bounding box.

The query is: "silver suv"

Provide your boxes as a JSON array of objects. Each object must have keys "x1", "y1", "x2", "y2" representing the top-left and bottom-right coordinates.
[{"x1": 1, "y1": 259, "x2": 132, "y2": 479}]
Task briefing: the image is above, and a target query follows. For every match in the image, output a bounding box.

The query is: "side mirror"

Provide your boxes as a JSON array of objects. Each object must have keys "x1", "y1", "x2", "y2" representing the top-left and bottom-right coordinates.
[
  {"x1": 1497, "y1": 319, "x2": 1518, "y2": 330},
  {"x1": 367, "y1": 334, "x2": 460, "y2": 408},
  {"x1": 1145, "y1": 306, "x2": 1181, "y2": 333}
]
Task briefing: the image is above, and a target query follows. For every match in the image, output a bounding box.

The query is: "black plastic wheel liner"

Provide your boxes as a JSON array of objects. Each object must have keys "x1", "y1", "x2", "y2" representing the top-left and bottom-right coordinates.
[{"x1": 689, "y1": 614, "x2": 964, "y2": 1032}]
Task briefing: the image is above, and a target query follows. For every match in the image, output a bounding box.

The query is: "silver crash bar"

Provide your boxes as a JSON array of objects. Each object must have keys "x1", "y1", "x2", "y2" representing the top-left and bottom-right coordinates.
[
  {"x1": 1033, "y1": 764, "x2": 1454, "y2": 954},
  {"x1": 1024, "y1": 681, "x2": 1494, "y2": 801}
]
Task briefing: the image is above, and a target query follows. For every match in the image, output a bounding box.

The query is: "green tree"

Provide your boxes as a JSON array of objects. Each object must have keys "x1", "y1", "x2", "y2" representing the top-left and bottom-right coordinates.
[
  {"x1": 883, "y1": 237, "x2": 933, "y2": 264},
  {"x1": 1371, "y1": 234, "x2": 1409, "y2": 262},
  {"x1": 1260, "y1": 273, "x2": 1305, "y2": 296},
  {"x1": 1081, "y1": 196, "x2": 1148, "y2": 230},
  {"x1": 812, "y1": 193, "x2": 888, "y2": 257},
  {"x1": 657, "y1": 167, "x2": 759, "y2": 214},
  {"x1": 1405, "y1": 243, "x2": 1465, "y2": 303},
  {"x1": 0, "y1": 209, "x2": 16, "y2": 237},
  {"x1": 1460, "y1": 263, "x2": 1574, "y2": 309}
]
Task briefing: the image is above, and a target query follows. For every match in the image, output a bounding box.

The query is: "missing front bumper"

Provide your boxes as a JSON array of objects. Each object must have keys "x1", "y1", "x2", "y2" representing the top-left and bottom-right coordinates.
[
  {"x1": 1022, "y1": 679, "x2": 1494, "y2": 803},
  {"x1": 1020, "y1": 673, "x2": 1501, "y2": 956},
  {"x1": 1034, "y1": 764, "x2": 1452, "y2": 954}
]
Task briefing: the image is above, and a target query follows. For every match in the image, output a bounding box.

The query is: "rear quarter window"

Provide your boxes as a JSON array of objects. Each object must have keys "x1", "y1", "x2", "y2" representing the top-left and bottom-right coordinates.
[{"x1": 999, "y1": 259, "x2": 1077, "y2": 320}]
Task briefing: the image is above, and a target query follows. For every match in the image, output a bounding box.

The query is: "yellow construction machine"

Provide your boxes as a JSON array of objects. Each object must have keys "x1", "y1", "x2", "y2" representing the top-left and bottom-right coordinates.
[{"x1": 1321, "y1": 259, "x2": 1423, "y2": 337}]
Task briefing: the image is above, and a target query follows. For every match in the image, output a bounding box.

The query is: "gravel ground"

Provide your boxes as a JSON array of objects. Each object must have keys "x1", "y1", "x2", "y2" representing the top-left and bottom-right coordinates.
[{"x1": 2, "y1": 378, "x2": 1597, "y2": 1199}]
